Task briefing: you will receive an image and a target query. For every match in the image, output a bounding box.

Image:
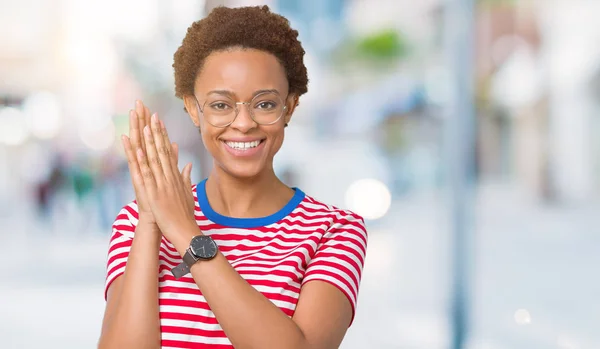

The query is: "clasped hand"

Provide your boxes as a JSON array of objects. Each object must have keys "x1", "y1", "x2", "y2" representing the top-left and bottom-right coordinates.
[{"x1": 121, "y1": 100, "x2": 198, "y2": 247}]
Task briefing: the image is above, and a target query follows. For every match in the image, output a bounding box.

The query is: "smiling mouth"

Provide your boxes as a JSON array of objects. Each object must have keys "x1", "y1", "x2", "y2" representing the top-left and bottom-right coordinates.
[{"x1": 223, "y1": 140, "x2": 264, "y2": 150}]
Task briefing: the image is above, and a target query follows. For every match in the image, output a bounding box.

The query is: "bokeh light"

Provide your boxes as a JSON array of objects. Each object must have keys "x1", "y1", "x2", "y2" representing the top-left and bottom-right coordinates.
[
  {"x1": 23, "y1": 91, "x2": 63, "y2": 140},
  {"x1": 345, "y1": 178, "x2": 392, "y2": 220},
  {"x1": 0, "y1": 107, "x2": 29, "y2": 146},
  {"x1": 79, "y1": 120, "x2": 116, "y2": 151},
  {"x1": 514, "y1": 309, "x2": 532, "y2": 325}
]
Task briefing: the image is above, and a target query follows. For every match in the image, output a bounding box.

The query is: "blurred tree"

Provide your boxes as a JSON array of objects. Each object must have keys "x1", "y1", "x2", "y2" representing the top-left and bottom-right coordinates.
[
  {"x1": 331, "y1": 28, "x2": 408, "y2": 68},
  {"x1": 356, "y1": 29, "x2": 407, "y2": 60}
]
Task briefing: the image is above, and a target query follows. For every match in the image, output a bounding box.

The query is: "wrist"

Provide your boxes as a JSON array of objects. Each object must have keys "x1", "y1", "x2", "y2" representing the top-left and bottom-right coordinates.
[
  {"x1": 137, "y1": 216, "x2": 159, "y2": 228},
  {"x1": 168, "y1": 223, "x2": 203, "y2": 257},
  {"x1": 133, "y1": 222, "x2": 162, "y2": 249},
  {"x1": 136, "y1": 218, "x2": 161, "y2": 238}
]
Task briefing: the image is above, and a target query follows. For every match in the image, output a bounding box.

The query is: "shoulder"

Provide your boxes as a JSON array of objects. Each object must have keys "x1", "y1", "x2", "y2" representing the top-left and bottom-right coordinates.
[
  {"x1": 111, "y1": 200, "x2": 140, "y2": 240},
  {"x1": 300, "y1": 194, "x2": 367, "y2": 242}
]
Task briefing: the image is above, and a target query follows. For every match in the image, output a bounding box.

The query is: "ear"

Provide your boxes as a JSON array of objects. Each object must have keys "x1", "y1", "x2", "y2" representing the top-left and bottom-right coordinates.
[
  {"x1": 284, "y1": 93, "x2": 300, "y2": 125},
  {"x1": 183, "y1": 95, "x2": 201, "y2": 127}
]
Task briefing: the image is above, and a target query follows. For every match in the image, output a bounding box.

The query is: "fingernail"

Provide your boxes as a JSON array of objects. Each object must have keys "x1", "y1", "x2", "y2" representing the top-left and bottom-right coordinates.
[
  {"x1": 137, "y1": 148, "x2": 144, "y2": 158},
  {"x1": 160, "y1": 120, "x2": 165, "y2": 129},
  {"x1": 152, "y1": 113, "x2": 158, "y2": 123},
  {"x1": 144, "y1": 125, "x2": 151, "y2": 135},
  {"x1": 136, "y1": 100, "x2": 141, "y2": 107}
]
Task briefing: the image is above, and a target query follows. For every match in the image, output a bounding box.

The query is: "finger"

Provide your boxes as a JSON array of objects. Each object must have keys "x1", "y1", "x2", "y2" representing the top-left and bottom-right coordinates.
[
  {"x1": 136, "y1": 145, "x2": 157, "y2": 191},
  {"x1": 129, "y1": 110, "x2": 142, "y2": 154},
  {"x1": 135, "y1": 100, "x2": 147, "y2": 153},
  {"x1": 182, "y1": 163, "x2": 195, "y2": 212},
  {"x1": 144, "y1": 105, "x2": 151, "y2": 131},
  {"x1": 150, "y1": 114, "x2": 175, "y2": 180},
  {"x1": 171, "y1": 142, "x2": 179, "y2": 168},
  {"x1": 159, "y1": 121, "x2": 181, "y2": 176},
  {"x1": 182, "y1": 162, "x2": 193, "y2": 187},
  {"x1": 143, "y1": 121, "x2": 166, "y2": 185},
  {"x1": 143, "y1": 104, "x2": 152, "y2": 154},
  {"x1": 121, "y1": 135, "x2": 146, "y2": 194}
]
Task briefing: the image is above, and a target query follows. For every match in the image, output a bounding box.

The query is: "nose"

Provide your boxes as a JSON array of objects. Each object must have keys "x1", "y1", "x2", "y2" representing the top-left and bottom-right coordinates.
[{"x1": 229, "y1": 103, "x2": 257, "y2": 133}]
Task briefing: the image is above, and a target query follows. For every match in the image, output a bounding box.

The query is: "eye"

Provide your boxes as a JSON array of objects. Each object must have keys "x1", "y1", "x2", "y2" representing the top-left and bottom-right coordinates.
[
  {"x1": 209, "y1": 102, "x2": 232, "y2": 111},
  {"x1": 256, "y1": 101, "x2": 277, "y2": 110}
]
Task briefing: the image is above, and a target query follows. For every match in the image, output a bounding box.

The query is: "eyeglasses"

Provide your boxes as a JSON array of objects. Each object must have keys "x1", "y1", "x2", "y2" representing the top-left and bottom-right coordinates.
[{"x1": 194, "y1": 91, "x2": 288, "y2": 128}]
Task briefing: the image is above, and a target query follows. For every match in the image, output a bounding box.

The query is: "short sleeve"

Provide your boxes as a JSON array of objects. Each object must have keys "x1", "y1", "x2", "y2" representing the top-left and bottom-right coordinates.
[
  {"x1": 302, "y1": 211, "x2": 368, "y2": 325},
  {"x1": 104, "y1": 202, "x2": 138, "y2": 301}
]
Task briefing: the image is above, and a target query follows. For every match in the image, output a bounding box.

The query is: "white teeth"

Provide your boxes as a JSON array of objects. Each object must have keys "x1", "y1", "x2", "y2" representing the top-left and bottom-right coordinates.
[{"x1": 225, "y1": 140, "x2": 261, "y2": 150}]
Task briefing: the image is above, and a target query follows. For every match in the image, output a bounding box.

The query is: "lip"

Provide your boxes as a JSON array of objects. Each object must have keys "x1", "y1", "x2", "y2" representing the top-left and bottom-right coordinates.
[
  {"x1": 220, "y1": 137, "x2": 265, "y2": 142},
  {"x1": 221, "y1": 139, "x2": 265, "y2": 157}
]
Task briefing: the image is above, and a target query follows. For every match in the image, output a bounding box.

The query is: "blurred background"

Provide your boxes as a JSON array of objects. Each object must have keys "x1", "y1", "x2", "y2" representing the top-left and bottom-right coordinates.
[{"x1": 1, "y1": 0, "x2": 599, "y2": 348}]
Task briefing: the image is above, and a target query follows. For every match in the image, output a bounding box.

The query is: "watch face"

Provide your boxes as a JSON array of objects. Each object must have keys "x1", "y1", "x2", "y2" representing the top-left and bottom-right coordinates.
[{"x1": 190, "y1": 235, "x2": 218, "y2": 259}]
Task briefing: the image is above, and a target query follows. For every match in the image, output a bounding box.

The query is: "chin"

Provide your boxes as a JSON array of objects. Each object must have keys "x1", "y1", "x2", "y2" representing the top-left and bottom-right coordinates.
[{"x1": 219, "y1": 162, "x2": 269, "y2": 180}]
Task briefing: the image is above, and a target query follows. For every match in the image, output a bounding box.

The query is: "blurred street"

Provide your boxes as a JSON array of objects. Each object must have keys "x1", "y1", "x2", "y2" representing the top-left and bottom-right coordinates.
[
  {"x1": 2, "y1": 182, "x2": 598, "y2": 349},
  {"x1": 2, "y1": 0, "x2": 600, "y2": 348}
]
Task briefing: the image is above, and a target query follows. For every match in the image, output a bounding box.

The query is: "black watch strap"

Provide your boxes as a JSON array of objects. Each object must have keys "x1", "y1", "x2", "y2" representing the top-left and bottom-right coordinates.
[{"x1": 171, "y1": 249, "x2": 198, "y2": 279}]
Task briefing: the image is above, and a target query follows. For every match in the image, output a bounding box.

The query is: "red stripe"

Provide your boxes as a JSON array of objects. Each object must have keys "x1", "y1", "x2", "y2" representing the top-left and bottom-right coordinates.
[{"x1": 161, "y1": 339, "x2": 232, "y2": 348}]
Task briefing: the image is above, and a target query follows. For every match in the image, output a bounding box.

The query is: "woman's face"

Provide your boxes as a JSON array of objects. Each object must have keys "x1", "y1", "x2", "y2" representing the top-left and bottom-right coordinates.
[{"x1": 184, "y1": 48, "x2": 296, "y2": 179}]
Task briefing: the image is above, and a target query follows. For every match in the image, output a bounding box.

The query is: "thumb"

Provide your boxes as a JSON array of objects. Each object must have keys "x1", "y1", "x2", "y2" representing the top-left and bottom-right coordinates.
[{"x1": 182, "y1": 162, "x2": 192, "y2": 187}]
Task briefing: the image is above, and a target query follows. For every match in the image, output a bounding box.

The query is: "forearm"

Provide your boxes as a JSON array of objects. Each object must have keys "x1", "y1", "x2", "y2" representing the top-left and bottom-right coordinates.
[
  {"x1": 190, "y1": 251, "x2": 309, "y2": 349},
  {"x1": 99, "y1": 223, "x2": 162, "y2": 349}
]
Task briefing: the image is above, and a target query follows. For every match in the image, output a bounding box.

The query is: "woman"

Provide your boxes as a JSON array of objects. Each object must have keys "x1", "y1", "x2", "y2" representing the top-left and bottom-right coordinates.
[{"x1": 99, "y1": 5, "x2": 368, "y2": 349}]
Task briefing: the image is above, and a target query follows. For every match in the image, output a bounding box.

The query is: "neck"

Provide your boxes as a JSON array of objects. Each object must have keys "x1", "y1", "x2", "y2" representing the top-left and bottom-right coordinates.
[{"x1": 204, "y1": 165, "x2": 294, "y2": 219}]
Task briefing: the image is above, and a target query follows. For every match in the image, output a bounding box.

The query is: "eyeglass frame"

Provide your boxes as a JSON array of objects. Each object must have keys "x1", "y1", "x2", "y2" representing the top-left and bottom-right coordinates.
[{"x1": 192, "y1": 91, "x2": 291, "y2": 128}]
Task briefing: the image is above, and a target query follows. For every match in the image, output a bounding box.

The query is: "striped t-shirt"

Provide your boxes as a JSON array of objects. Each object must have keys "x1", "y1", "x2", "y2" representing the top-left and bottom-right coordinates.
[{"x1": 105, "y1": 179, "x2": 368, "y2": 348}]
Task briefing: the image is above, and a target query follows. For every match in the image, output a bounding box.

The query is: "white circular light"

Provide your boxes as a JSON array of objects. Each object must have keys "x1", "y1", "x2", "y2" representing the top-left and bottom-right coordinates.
[
  {"x1": 345, "y1": 178, "x2": 392, "y2": 220},
  {"x1": 0, "y1": 107, "x2": 29, "y2": 146},
  {"x1": 79, "y1": 120, "x2": 116, "y2": 151},
  {"x1": 23, "y1": 91, "x2": 63, "y2": 139},
  {"x1": 514, "y1": 309, "x2": 532, "y2": 325}
]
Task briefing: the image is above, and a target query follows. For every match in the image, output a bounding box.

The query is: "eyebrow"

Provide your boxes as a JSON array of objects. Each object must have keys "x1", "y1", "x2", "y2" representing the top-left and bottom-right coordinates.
[{"x1": 206, "y1": 89, "x2": 281, "y2": 97}]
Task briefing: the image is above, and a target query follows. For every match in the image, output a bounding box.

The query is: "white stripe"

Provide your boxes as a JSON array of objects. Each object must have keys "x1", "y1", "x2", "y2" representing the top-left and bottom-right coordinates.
[
  {"x1": 159, "y1": 291, "x2": 205, "y2": 302},
  {"x1": 159, "y1": 279, "x2": 203, "y2": 291},
  {"x1": 230, "y1": 255, "x2": 306, "y2": 271},
  {"x1": 220, "y1": 245, "x2": 312, "y2": 260},
  {"x1": 160, "y1": 318, "x2": 222, "y2": 331},
  {"x1": 212, "y1": 234, "x2": 321, "y2": 248},
  {"x1": 234, "y1": 263, "x2": 305, "y2": 275},
  {"x1": 161, "y1": 332, "x2": 231, "y2": 345},
  {"x1": 160, "y1": 305, "x2": 214, "y2": 317}
]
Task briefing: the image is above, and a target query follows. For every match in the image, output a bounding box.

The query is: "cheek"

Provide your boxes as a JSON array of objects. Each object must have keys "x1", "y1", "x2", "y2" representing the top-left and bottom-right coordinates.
[
  {"x1": 268, "y1": 129, "x2": 285, "y2": 154},
  {"x1": 199, "y1": 125, "x2": 220, "y2": 151}
]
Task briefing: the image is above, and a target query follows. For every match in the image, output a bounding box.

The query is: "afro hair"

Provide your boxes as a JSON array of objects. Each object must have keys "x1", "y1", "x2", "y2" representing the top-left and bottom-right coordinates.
[{"x1": 173, "y1": 5, "x2": 309, "y2": 99}]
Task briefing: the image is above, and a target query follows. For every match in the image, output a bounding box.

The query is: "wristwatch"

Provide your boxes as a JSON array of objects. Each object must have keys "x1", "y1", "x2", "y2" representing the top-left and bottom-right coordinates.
[{"x1": 171, "y1": 235, "x2": 218, "y2": 279}]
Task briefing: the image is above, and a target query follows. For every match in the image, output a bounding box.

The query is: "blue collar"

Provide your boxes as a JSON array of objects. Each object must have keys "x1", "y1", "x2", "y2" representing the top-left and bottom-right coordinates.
[{"x1": 196, "y1": 178, "x2": 306, "y2": 228}]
